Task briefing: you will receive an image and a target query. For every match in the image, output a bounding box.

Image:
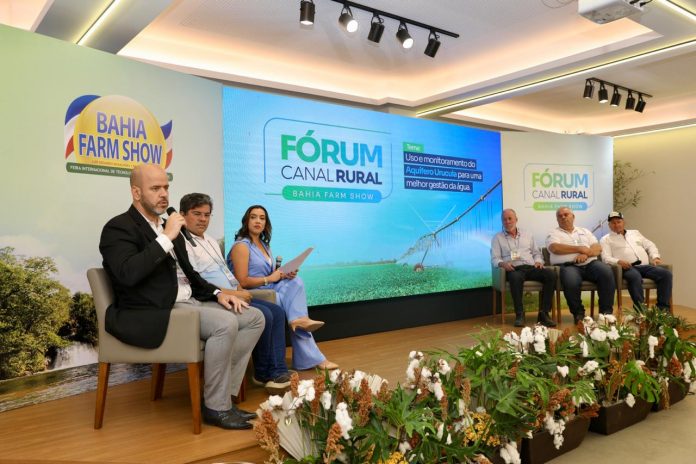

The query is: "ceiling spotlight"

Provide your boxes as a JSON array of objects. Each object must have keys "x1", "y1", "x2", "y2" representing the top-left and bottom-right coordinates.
[
  {"x1": 635, "y1": 94, "x2": 646, "y2": 113},
  {"x1": 396, "y1": 22, "x2": 413, "y2": 49},
  {"x1": 424, "y1": 31, "x2": 441, "y2": 58},
  {"x1": 598, "y1": 82, "x2": 608, "y2": 103},
  {"x1": 583, "y1": 79, "x2": 594, "y2": 99},
  {"x1": 338, "y1": 5, "x2": 358, "y2": 33},
  {"x1": 610, "y1": 86, "x2": 621, "y2": 107},
  {"x1": 625, "y1": 91, "x2": 635, "y2": 110},
  {"x1": 367, "y1": 14, "x2": 384, "y2": 43},
  {"x1": 300, "y1": 0, "x2": 315, "y2": 25}
]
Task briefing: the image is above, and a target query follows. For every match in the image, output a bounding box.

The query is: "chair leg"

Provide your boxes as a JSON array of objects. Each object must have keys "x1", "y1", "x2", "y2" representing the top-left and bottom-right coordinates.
[
  {"x1": 590, "y1": 291, "x2": 595, "y2": 318},
  {"x1": 187, "y1": 362, "x2": 202, "y2": 435},
  {"x1": 556, "y1": 288, "x2": 561, "y2": 323},
  {"x1": 645, "y1": 289, "x2": 651, "y2": 307},
  {"x1": 94, "y1": 362, "x2": 110, "y2": 429},
  {"x1": 234, "y1": 377, "x2": 246, "y2": 404},
  {"x1": 151, "y1": 363, "x2": 166, "y2": 401},
  {"x1": 492, "y1": 288, "x2": 497, "y2": 322},
  {"x1": 501, "y1": 289, "x2": 507, "y2": 325}
]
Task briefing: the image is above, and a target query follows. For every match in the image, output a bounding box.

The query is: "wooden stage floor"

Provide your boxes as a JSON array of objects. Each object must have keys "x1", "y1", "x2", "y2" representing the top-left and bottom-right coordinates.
[{"x1": 1, "y1": 306, "x2": 695, "y2": 464}]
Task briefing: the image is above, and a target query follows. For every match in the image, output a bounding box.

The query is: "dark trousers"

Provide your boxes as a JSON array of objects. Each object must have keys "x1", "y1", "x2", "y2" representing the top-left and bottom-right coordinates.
[
  {"x1": 559, "y1": 260, "x2": 615, "y2": 316},
  {"x1": 250, "y1": 299, "x2": 288, "y2": 381},
  {"x1": 506, "y1": 265, "x2": 555, "y2": 315},
  {"x1": 623, "y1": 265, "x2": 672, "y2": 309}
]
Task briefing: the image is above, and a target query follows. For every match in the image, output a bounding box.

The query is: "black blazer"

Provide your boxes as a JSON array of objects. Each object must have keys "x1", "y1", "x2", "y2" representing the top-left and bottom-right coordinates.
[{"x1": 99, "y1": 205, "x2": 218, "y2": 348}]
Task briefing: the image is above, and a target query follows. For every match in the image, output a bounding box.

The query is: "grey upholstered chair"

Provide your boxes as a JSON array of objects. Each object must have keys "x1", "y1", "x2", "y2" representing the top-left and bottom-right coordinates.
[
  {"x1": 491, "y1": 264, "x2": 558, "y2": 324},
  {"x1": 87, "y1": 268, "x2": 276, "y2": 434},
  {"x1": 613, "y1": 263, "x2": 673, "y2": 314}
]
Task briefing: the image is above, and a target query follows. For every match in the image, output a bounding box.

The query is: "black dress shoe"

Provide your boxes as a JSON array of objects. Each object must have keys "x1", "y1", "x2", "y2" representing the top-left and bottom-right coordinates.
[
  {"x1": 537, "y1": 312, "x2": 557, "y2": 327},
  {"x1": 573, "y1": 313, "x2": 585, "y2": 325},
  {"x1": 514, "y1": 314, "x2": 526, "y2": 327},
  {"x1": 202, "y1": 406, "x2": 252, "y2": 430},
  {"x1": 229, "y1": 404, "x2": 257, "y2": 422}
]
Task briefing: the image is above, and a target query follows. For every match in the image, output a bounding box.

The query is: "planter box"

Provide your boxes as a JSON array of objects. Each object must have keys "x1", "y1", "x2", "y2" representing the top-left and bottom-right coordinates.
[
  {"x1": 589, "y1": 398, "x2": 651, "y2": 435},
  {"x1": 520, "y1": 416, "x2": 590, "y2": 464},
  {"x1": 653, "y1": 380, "x2": 688, "y2": 411}
]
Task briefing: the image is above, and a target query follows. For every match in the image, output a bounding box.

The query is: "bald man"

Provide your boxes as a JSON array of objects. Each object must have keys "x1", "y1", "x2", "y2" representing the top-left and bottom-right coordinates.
[
  {"x1": 546, "y1": 207, "x2": 615, "y2": 324},
  {"x1": 99, "y1": 164, "x2": 265, "y2": 430},
  {"x1": 491, "y1": 209, "x2": 556, "y2": 327}
]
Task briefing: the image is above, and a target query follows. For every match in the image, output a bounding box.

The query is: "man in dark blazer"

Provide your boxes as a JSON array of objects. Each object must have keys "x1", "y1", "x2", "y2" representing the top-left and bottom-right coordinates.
[{"x1": 99, "y1": 164, "x2": 265, "y2": 430}]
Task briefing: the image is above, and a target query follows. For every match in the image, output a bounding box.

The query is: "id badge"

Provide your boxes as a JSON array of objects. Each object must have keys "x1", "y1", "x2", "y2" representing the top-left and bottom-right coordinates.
[
  {"x1": 222, "y1": 266, "x2": 237, "y2": 284},
  {"x1": 511, "y1": 250, "x2": 521, "y2": 260}
]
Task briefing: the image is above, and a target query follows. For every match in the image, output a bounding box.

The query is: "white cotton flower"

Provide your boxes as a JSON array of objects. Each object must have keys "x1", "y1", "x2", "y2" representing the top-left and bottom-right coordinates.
[
  {"x1": 499, "y1": 447, "x2": 511, "y2": 464},
  {"x1": 432, "y1": 380, "x2": 445, "y2": 401},
  {"x1": 533, "y1": 333, "x2": 547, "y2": 354},
  {"x1": 635, "y1": 360, "x2": 645, "y2": 368},
  {"x1": 556, "y1": 365, "x2": 569, "y2": 378},
  {"x1": 458, "y1": 398, "x2": 466, "y2": 416},
  {"x1": 580, "y1": 340, "x2": 589, "y2": 357},
  {"x1": 476, "y1": 406, "x2": 486, "y2": 413},
  {"x1": 475, "y1": 350, "x2": 483, "y2": 357},
  {"x1": 674, "y1": 329, "x2": 679, "y2": 338},
  {"x1": 406, "y1": 359, "x2": 420, "y2": 382},
  {"x1": 398, "y1": 441, "x2": 412, "y2": 455},
  {"x1": 409, "y1": 350, "x2": 423, "y2": 360},
  {"x1": 623, "y1": 314, "x2": 634, "y2": 323},
  {"x1": 334, "y1": 402, "x2": 353, "y2": 439},
  {"x1": 329, "y1": 369, "x2": 342, "y2": 383},
  {"x1": 268, "y1": 395, "x2": 283, "y2": 408},
  {"x1": 683, "y1": 362, "x2": 693, "y2": 382},
  {"x1": 436, "y1": 423, "x2": 444, "y2": 440},
  {"x1": 504, "y1": 441, "x2": 521, "y2": 464},
  {"x1": 520, "y1": 327, "x2": 534, "y2": 345},
  {"x1": 421, "y1": 366, "x2": 432, "y2": 379},
  {"x1": 625, "y1": 393, "x2": 636, "y2": 408},
  {"x1": 321, "y1": 391, "x2": 332, "y2": 410},
  {"x1": 606, "y1": 326, "x2": 620, "y2": 341},
  {"x1": 297, "y1": 379, "x2": 316, "y2": 401},
  {"x1": 648, "y1": 335, "x2": 659, "y2": 359},
  {"x1": 578, "y1": 360, "x2": 599, "y2": 376},
  {"x1": 690, "y1": 381, "x2": 696, "y2": 393},
  {"x1": 553, "y1": 433, "x2": 564, "y2": 450},
  {"x1": 437, "y1": 359, "x2": 451, "y2": 375},
  {"x1": 594, "y1": 369, "x2": 604, "y2": 381},
  {"x1": 504, "y1": 331, "x2": 520, "y2": 347},
  {"x1": 526, "y1": 430, "x2": 534, "y2": 439},
  {"x1": 349, "y1": 370, "x2": 366, "y2": 390},
  {"x1": 446, "y1": 433, "x2": 452, "y2": 445},
  {"x1": 590, "y1": 328, "x2": 607, "y2": 342}
]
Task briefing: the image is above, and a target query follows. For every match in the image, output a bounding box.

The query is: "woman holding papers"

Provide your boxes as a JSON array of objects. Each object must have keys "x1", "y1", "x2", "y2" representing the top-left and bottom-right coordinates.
[{"x1": 229, "y1": 205, "x2": 338, "y2": 371}]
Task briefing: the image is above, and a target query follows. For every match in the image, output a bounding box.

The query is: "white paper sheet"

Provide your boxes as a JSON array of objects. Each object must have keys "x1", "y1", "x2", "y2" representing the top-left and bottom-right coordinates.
[{"x1": 278, "y1": 247, "x2": 314, "y2": 273}]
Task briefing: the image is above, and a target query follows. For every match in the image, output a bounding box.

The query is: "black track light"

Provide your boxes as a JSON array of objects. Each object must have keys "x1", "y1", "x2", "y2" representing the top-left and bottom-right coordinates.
[
  {"x1": 396, "y1": 22, "x2": 413, "y2": 49},
  {"x1": 610, "y1": 86, "x2": 621, "y2": 107},
  {"x1": 367, "y1": 15, "x2": 384, "y2": 43},
  {"x1": 583, "y1": 79, "x2": 594, "y2": 99},
  {"x1": 635, "y1": 94, "x2": 646, "y2": 113},
  {"x1": 625, "y1": 91, "x2": 635, "y2": 110},
  {"x1": 598, "y1": 82, "x2": 608, "y2": 103},
  {"x1": 300, "y1": 0, "x2": 315, "y2": 25},
  {"x1": 338, "y1": 5, "x2": 358, "y2": 33},
  {"x1": 424, "y1": 31, "x2": 441, "y2": 58}
]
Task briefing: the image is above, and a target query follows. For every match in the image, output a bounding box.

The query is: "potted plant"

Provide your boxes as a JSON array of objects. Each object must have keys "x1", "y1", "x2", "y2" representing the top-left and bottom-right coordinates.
[
  {"x1": 629, "y1": 305, "x2": 696, "y2": 410},
  {"x1": 573, "y1": 315, "x2": 661, "y2": 435}
]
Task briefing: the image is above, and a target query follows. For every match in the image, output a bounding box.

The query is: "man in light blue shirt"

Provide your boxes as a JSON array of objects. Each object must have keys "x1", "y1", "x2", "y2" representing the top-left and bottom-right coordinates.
[{"x1": 491, "y1": 209, "x2": 556, "y2": 327}]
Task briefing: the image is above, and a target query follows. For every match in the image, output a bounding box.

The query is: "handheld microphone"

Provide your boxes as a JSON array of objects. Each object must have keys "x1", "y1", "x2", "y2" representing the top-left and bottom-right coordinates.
[
  {"x1": 275, "y1": 255, "x2": 283, "y2": 270},
  {"x1": 166, "y1": 207, "x2": 196, "y2": 247}
]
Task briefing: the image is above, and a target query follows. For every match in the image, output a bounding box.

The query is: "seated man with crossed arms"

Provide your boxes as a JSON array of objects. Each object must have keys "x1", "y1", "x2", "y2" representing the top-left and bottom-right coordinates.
[{"x1": 546, "y1": 206, "x2": 615, "y2": 324}]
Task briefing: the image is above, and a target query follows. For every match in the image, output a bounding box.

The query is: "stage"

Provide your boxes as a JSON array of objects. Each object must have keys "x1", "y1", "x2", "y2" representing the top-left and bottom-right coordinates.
[{"x1": 1, "y1": 307, "x2": 695, "y2": 464}]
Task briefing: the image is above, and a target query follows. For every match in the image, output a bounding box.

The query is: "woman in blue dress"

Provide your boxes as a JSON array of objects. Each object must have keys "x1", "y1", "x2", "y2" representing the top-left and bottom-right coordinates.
[{"x1": 228, "y1": 205, "x2": 338, "y2": 371}]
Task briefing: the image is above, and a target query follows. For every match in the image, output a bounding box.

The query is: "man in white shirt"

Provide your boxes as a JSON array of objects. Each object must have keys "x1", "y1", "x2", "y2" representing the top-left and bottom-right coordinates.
[
  {"x1": 491, "y1": 209, "x2": 556, "y2": 327},
  {"x1": 180, "y1": 193, "x2": 291, "y2": 394},
  {"x1": 600, "y1": 211, "x2": 672, "y2": 310},
  {"x1": 546, "y1": 206, "x2": 615, "y2": 324}
]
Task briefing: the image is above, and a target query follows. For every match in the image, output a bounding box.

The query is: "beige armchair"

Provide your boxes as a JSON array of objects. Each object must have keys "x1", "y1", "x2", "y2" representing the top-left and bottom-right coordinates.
[
  {"x1": 613, "y1": 263, "x2": 673, "y2": 314},
  {"x1": 491, "y1": 262, "x2": 558, "y2": 324},
  {"x1": 87, "y1": 268, "x2": 277, "y2": 434}
]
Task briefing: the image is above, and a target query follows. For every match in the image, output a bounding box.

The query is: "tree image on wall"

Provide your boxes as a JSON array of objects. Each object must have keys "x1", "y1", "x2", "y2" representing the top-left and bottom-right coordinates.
[{"x1": 0, "y1": 247, "x2": 97, "y2": 380}]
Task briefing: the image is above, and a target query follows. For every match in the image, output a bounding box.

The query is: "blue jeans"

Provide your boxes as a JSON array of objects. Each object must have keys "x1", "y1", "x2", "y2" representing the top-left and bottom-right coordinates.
[
  {"x1": 250, "y1": 299, "x2": 288, "y2": 381},
  {"x1": 559, "y1": 260, "x2": 615, "y2": 316},
  {"x1": 623, "y1": 265, "x2": 672, "y2": 309}
]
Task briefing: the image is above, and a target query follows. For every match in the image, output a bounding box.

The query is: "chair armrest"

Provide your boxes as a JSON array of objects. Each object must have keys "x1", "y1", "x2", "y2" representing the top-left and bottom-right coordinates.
[
  {"x1": 249, "y1": 289, "x2": 277, "y2": 304},
  {"x1": 657, "y1": 263, "x2": 672, "y2": 272},
  {"x1": 164, "y1": 306, "x2": 201, "y2": 355},
  {"x1": 491, "y1": 265, "x2": 505, "y2": 291}
]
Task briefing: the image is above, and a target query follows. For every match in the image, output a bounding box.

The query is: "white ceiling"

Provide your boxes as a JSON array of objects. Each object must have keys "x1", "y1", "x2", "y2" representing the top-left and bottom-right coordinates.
[{"x1": 2, "y1": 0, "x2": 695, "y2": 135}]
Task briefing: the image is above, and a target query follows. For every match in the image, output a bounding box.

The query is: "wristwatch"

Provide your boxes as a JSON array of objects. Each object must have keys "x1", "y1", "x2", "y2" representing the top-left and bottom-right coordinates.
[
  {"x1": 213, "y1": 289, "x2": 221, "y2": 296},
  {"x1": 263, "y1": 277, "x2": 269, "y2": 286}
]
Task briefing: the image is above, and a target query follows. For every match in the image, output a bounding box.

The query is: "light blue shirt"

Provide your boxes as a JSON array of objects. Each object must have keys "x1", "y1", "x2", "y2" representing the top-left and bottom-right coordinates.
[{"x1": 490, "y1": 228, "x2": 542, "y2": 267}]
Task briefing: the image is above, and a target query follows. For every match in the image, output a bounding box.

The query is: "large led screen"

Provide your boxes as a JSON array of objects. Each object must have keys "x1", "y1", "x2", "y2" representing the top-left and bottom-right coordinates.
[{"x1": 222, "y1": 88, "x2": 502, "y2": 306}]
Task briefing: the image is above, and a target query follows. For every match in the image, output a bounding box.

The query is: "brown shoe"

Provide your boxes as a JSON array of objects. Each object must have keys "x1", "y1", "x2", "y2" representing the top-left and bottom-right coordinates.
[
  {"x1": 316, "y1": 360, "x2": 339, "y2": 370},
  {"x1": 290, "y1": 317, "x2": 325, "y2": 332}
]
